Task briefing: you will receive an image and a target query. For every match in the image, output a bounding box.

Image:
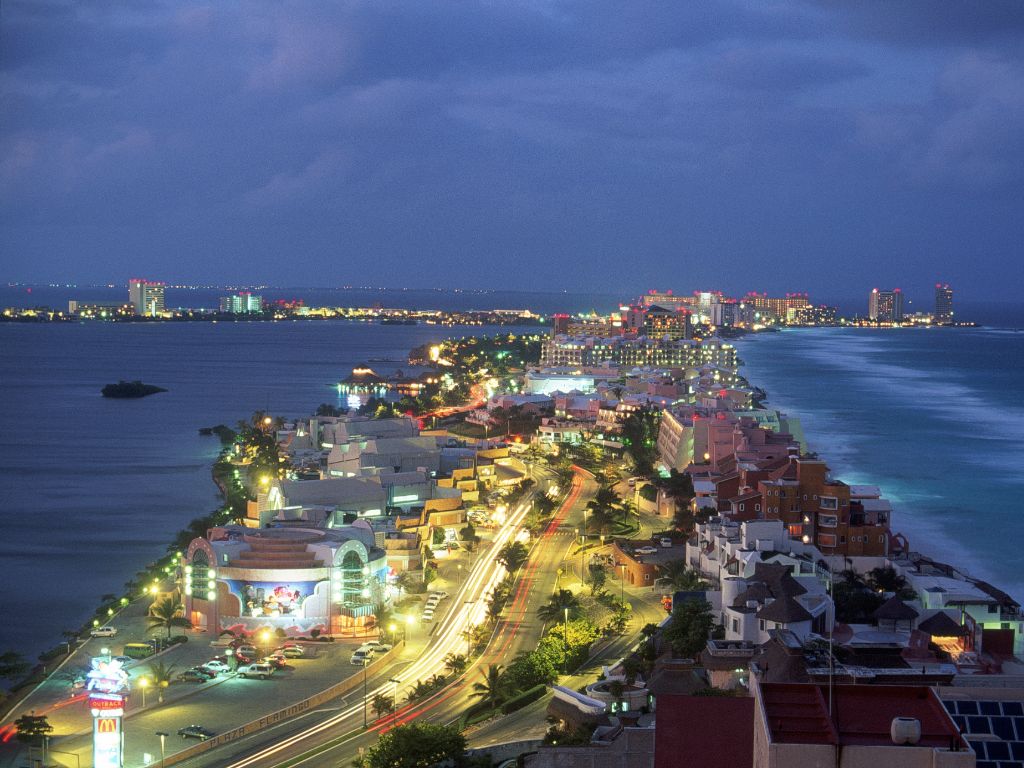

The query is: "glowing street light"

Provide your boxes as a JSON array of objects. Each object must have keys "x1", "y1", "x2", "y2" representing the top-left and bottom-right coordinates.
[
  {"x1": 138, "y1": 676, "x2": 149, "y2": 708},
  {"x1": 155, "y1": 731, "x2": 168, "y2": 768}
]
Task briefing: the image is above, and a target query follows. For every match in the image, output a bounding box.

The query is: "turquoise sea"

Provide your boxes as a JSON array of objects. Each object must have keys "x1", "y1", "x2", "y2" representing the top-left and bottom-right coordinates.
[{"x1": 737, "y1": 327, "x2": 1024, "y2": 602}]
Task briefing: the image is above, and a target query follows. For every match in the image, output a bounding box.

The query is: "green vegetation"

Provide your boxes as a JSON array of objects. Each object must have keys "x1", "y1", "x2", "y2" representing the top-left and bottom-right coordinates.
[
  {"x1": 470, "y1": 663, "x2": 507, "y2": 709},
  {"x1": 358, "y1": 722, "x2": 467, "y2": 768},
  {"x1": 500, "y1": 683, "x2": 547, "y2": 714},
  {"x1": 496, "y1": 541, "x2": 529, "y2": 572},
  {"x1": 13, "y1": 714, "x2": 52, "y2": 745},
  {"x1": 404, "y1": 674, "x2": 449, "y2": 703},
  {"x1": 444, "y1": 653, "x2": 468, "y2": 676},
  {"x1": 662, "y1": 598, "x2": 714, "y2": 658},
  {"x1": 620, "y1": 407, "x2": 661, "y2": 476},
  {"x1": 537, "y1": 589, "x2": 582, "y2": 622},
  {"x1": 658, "y1": 560, "x2": 709, "y2": 592},
  {"x1": 147, "y1": 597, "x2": 191, "y2": 638},
  {"x1": 371, "y1": 692, "x2": 395, "y2": 720}
]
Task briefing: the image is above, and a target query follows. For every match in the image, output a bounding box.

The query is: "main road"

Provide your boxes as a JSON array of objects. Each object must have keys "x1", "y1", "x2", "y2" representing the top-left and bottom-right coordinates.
[{"x1": 172, "y1": 466, "x2": 596, "y2": 768}]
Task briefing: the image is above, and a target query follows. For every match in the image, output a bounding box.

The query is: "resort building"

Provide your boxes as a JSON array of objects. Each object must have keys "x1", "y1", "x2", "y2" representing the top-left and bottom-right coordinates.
[
  {"x1": 219, "y1": 292, "x2": 263, "y2": 313},
  {"x1": 128, "y1": 278, "x2": 165, "y2": 316},
  {"x1": 183, "y1": 522, "x2": 389, "y2": 637},
  {"x1": 540, "y1": 335, "x2": 738, "y2": 370},
  {"x1": 935, "y1": 283, "x2": 954, "y2": 325},
  {"x1": 868, "y1": 287, "x2": 904, "y2": 323}
]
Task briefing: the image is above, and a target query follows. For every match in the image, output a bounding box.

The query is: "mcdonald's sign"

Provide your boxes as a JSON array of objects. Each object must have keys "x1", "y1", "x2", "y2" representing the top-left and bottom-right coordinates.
[{"x1": 97, "y1": 718, "x2": 117, "y2": 734}]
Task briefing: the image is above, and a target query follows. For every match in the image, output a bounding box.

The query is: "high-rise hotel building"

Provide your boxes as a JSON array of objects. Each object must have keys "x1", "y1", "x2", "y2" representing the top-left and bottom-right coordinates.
[
  {"x1": 128, "y1": 278, "x2": 165, "y2": 316},
  {"x1": 868, "y1": 288, "x2": 903, "y2": 323},
  {"x1": 935, "y1": 283, "x2": 954, "y2": 325}
]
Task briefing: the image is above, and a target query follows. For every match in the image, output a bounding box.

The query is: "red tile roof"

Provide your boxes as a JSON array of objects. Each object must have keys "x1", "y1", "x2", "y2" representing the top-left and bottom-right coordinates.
[{"x1": 759, "y1": 683, "x2": 968, "y2": 749}]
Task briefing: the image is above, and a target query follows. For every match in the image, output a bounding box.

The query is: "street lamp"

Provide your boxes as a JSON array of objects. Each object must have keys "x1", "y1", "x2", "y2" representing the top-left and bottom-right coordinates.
[
  {"x1": 576, "y1": 527, "x2": 584, "y2": 587},
  {"x1": 388, "y1": 622, "x2": 398, "y2": 644},
  {"x1": 406, "y1": 614, "x2": 415, "y2": 643},
  {"x1": 457, "y1": 563, "x2": 463, "y2": 587},
  {"x1": 388, "y1": 677, "x2": 401, "y2": 728},
  {"x1": 138, "y1": 676, "x2": 149, "y2": 708},
  {"x1": 155, "y1": 732, "x2": 168, "y2": 768},
  {"x1": 259, "y1": 629, "x2": 272, "y2": 657},
  {"x1": 619, "y1": 564, "x2": 627, "y2": 605},
  {"x1": 563, "y1": 607, "x2": 570, "y2": 672}
]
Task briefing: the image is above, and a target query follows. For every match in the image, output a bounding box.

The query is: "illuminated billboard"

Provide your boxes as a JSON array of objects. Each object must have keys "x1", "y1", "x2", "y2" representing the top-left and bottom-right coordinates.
[
  {"x1": 226, "y1": 580, "x2": 322, "y2": 618},
  {"x1": 93, "y1": 715, "x2": 122, "y2": 768}
]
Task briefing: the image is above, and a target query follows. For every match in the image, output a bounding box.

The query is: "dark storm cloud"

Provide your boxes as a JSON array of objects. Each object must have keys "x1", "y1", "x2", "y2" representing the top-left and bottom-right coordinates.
[{"x1": 1, "y1": 0, "x2": 1022, "y2": 300}]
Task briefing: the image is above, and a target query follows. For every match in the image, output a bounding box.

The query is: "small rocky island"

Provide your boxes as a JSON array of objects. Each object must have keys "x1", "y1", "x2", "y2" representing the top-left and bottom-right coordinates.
[{"x1": 101, "y1": 380, "x2": 167, "y2": 398}]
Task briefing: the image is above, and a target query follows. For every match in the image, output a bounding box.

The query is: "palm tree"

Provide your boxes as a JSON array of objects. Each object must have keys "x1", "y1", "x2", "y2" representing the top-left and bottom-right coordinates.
[
  {"x1": 147, "y1": 597, "x2": 191, "y2": 639},
  {"x1": 496, "y1": 542, "x2": 528, "y2": 573},
  {"x1": 144, "y1": 660, "x2": 177, "y2": 703},
  {"x1": 537, "y1": 589, "x2": 580, "y2": 622},
  {"x1": 372, "y1": 605, "x2": 394, "y2": 642},
  {"x1": 371, "y1": 693, "x2": 395, "y2": 720},
  {"x1": 470, "y1": 664, "x2": 506, "y2": 709},
  {"x1": 444, "y1": 653, "x2": 468, "y2": 676},
  {"x1": 659, "y1": 560, "x2": 708, "y2": 592},
  {"x1": 866, "y1": 566, "x2": 906, "y2": 593}
]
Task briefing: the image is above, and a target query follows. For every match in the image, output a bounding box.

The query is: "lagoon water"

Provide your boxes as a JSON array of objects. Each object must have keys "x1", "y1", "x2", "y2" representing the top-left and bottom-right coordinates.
[
  {"x1": 737, "y1": 327, "x2": 1024, "y2": 601},
  {"x1": 0, "y1": 320, "x2": 529, "y2": 657}
]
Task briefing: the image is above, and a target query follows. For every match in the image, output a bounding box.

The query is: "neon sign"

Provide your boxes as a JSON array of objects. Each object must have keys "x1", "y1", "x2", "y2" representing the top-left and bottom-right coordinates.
[{"x1": 86, "y1": 657, "x2": 130, "y2": 695}]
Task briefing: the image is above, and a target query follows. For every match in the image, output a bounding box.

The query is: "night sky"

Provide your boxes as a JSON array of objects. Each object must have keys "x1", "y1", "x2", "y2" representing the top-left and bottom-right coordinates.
[{"x1": 2, "y1": 1, "x2": 1023, "y2": 301}]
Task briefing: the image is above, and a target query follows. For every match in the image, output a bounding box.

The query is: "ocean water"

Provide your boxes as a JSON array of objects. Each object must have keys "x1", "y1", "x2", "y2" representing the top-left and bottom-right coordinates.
[
  {"x1": 0, "y1": 321, "x2": 533, "y2": 658},
  {"x1": 737, "y1": 327, "x2": 1024, "y2": 601}
]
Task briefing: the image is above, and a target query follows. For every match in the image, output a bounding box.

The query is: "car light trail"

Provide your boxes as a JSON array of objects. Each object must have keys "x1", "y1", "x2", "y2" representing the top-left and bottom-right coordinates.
[{"x1": 224, "y1": 490, "x2": 539, "y2": 768}]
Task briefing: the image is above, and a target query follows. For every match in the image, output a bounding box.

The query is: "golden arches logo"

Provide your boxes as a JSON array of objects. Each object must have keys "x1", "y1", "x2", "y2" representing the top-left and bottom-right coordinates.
[{"x1": 96, "y1": 718, "x2": 118, "y2": 734}]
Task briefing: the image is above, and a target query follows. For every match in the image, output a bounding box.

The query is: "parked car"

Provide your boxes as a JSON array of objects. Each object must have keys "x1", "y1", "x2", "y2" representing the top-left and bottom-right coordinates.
[
  {"x1": 236, "y1": 645, "x2": 258, "y2": 657},
  {"x1": 236, "y1": 663, "x2": 275, "y2": 680},
  {"x1": 203, "y1": 660, "x2": 231, "y2": 674},
  {"x1": 189, "y1": 666, "x2": 217, "y2": 679},
  {"x1": 261, "y1": 655, "x2": 287, "y2": 669},
  {"x1": 275, "y1": 646, "x2": 304, "y2": 659},
  {"x1": 177, "y1": 725, "x2": 216, "y2": 740},
  {"x1": 431, "y1": 591, "x2": 449, "y2": 600},
  {"x1": 634, "y1": 546, "x2": 658, "y2": 555},
  {"x1": 363, "y1": 641, "x2": 392, "y2": 653},
  {"x1": 90, "y1": 626, "x2": 117, "y2": 638},
  {"x1": 177, "y1": 670, "x2": 209, "y2": 684},
  {"x1": 112, "y1": 656, "x2": 134, "y2": 667},
  {"x1": 659, "y1": 538, "x2": 673, "y2": 548},
  {"x1": 350, "y1": 649, "x2": 374, "y2": 666},
  {"x1": 421, "y1": 610, "x2": 435, "y2": 622}
]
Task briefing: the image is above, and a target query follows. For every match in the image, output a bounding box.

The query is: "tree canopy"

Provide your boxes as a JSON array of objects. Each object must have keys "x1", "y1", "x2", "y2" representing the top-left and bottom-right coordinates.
[{"x1": 361, "y1": 722, "x2": 467, "y2": 768}]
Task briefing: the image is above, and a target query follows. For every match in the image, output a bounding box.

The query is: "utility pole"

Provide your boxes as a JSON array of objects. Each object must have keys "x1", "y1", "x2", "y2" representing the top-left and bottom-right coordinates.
[{"x1": 362, "y1": 665, "x2": 368, "y2": 728}]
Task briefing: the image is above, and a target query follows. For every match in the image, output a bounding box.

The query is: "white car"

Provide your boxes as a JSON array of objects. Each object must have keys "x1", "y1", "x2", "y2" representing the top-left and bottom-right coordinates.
[
  {"x1": 430, "y1": 591, "x2": 449, "y2": 600},
  {"x1": 90, "y1": 626, "x2": 117, "y2": 638},
  {"x1": 236, "y1": 663, "x2": 275, "y2": 679},
  {"x1": 363, "y1": 641, "x2": 392, "y2": 653},
  {"x1": 203, "y1": 660, "x2": 231, "y2": 673},
  {"x1": 421, "y1": 610, "x2": 435, "y2": 622},
  {"x1": 634, "y1": 546, "x2": 658, "y2": 556},
  {"x1": 350, "y1": 649, "x2": 375, "y2": 666}
]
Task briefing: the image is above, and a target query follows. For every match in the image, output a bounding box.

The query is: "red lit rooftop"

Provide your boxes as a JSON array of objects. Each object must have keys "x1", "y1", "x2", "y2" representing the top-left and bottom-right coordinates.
[{"x1": 759, "y1": 683, "x2": 968, "y2": 750}]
